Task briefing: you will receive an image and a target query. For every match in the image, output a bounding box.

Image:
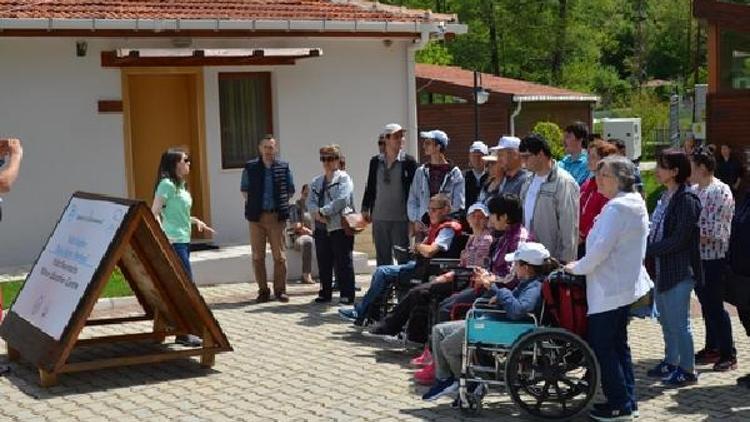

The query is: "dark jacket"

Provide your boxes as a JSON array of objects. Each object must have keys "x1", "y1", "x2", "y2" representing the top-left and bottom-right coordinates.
[
  {"x1": 361, "y1": 152, "x2": 417, "y2": 215},
  {"x1": 647, "y1": 184, "x2": 703, "y2": 292},
  {"x1": 242, "y1": 158, "x2": 294, "y2": 222},
  {"x1": 464, "y1": 169, "x2": 489, "y2": 207}
]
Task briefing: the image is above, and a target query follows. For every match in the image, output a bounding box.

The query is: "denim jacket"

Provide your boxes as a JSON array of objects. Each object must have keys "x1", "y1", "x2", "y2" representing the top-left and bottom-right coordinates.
[
  {"x1": 490, "y1": 275, "x2": 543, "y2": 320},
  {"x1": 407, "y1": 164, "x2": 465, "y2": 222},
  {"x1": 306, "y1": 170, "x2": 355, "y2": 233}
]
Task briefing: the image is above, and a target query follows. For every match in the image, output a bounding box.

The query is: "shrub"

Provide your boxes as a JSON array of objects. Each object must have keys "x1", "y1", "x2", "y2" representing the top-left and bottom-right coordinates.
[{"x1": 532, "y1": 121, "x2": 565, "y2": 160}]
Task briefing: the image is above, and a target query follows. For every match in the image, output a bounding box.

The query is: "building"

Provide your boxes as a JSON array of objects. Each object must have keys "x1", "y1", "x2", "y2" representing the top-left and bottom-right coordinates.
[
  {"x1": 416, "y1": 64, "x2": 598, "y2": 168},
  {"x1": 0, "y1": 0, "x2": 466, "y2": 268},
  {"x1": 694, "y1": 0, "x2": 750, "y2": 153}
]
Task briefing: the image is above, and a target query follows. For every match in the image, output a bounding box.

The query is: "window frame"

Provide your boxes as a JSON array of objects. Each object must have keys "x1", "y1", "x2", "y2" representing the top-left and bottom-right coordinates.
[{"x1": 217, "y1": 72, "x2": 274, "y2": 169}]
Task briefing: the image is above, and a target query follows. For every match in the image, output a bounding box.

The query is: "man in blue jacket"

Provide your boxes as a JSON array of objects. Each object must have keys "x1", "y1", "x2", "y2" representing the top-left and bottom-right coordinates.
[{"x1": 241, "y1": 136, "x2": 295, "y2": 303}]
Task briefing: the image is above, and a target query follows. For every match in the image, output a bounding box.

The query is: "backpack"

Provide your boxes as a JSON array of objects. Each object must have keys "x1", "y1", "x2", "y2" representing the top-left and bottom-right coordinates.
[{"x1": 542, "y1": 270, "x2": 588, "y2": 338}]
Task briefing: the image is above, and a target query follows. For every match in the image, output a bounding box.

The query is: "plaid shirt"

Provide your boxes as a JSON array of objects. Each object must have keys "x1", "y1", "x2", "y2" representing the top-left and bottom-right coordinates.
[
  {"x1": 459, "y1": 228, "x2": 494, "y2": 268},
  {"x1": 647, "y1": 185, "x2": 704, "y2": 292}
]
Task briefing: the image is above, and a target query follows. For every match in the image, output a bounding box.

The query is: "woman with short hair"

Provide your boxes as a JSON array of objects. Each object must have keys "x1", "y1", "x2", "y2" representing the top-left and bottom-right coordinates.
[
  {"x1": 578, "y1": 140, "x2": 618, "y2": 257},
  {"x1": 690, "y1": 148, "x2": 736, "y2": 371},
  {"x1": 645, "y1": 148, "x2": 703, "y2": 387},
  {"x1": 307, "y1": 145, "x2": 356, "y2": 304},
  {"x1": 565, "y1": 155, "x2": 652, "y2": 420}
]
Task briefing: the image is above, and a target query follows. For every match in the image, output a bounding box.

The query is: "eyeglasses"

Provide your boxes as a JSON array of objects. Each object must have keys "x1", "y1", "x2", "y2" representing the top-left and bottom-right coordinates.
[
  {"x1": 320, "y1": 156, "x2": 338, "y2": 163},
  {"x1": 428, "y1": 206, "x2": 446, "y2": 212},
  {"x1": 183, "y1": 157, "x2": 191, "y2": 164}
]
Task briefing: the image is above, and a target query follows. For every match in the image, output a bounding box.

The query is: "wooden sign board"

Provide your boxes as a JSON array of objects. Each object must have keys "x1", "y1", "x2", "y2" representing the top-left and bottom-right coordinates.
[{"x1": 0, "y1": 192, "x2": 232, "y2": 386}]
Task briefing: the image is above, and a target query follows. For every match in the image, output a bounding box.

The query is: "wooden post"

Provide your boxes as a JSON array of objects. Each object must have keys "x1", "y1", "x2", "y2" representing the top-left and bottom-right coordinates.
[
  {"x1": 39, "y1": 368, "x2": 58, "y2": 387},
  {"x1": 152, "y1": 310, "x2": 166, "y2": 343},
  {"x1": 200, "y1": 326, "x2": 215, "y2": 368},
  {"x1": 6, "y1": 346, "x2": 20, "y2": 362}
]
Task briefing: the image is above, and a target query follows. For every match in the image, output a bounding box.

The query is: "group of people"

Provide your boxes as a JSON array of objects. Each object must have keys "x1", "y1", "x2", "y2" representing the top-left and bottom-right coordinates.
[{"x1": 147, "y1": 120, "x2": 749, "y2": 422}]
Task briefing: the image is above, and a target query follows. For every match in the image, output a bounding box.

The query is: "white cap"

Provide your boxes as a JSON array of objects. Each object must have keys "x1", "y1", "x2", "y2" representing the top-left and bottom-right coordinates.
[
  {"x1": 505, "y1": 242, "x2": 551, "y2": 266},
  {"x1": 467, "y1": 203, "x2": 490, "y2": 217},
  {"x1": 382, "y1": 123, "x2": 403, "y2": 136},
  {"x1": 490, "y1": 136, "x2": 521, "y2": 151},
  {"x1": 419, "y1": 130, "x2": 449, "y2": 148},
  {"x1": 469, "y1": 141, "x2": 489, "y2": 155}
]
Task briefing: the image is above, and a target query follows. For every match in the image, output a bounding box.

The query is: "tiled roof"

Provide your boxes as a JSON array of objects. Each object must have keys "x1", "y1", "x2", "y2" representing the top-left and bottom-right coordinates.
[
  {"x1": 416, "y1": 63, "x2": 598, "y2": 100},
  {"x1": 0, "y1": 0, "x2": 457, "y2": 22}
]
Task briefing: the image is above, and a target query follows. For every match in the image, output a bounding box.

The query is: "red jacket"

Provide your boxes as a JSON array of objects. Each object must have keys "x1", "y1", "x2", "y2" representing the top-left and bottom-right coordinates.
[{"x1": 579, "y1": 178, "x2": 609, "y2": 241}]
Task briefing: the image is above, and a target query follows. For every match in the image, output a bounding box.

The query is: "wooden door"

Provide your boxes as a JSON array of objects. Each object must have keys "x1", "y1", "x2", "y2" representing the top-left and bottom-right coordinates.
[{"x1": 125, "y1": 71, "x2": 209, "y2": 238}]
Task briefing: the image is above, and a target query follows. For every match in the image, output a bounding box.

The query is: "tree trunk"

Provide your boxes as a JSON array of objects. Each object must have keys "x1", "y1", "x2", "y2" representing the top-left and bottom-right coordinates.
[
  {"x1": 485, "y1": 0, "x2": 501, "y2": 76},
  {"x1": 552, "y1": 0, "x2": 568, "y2": 84}
]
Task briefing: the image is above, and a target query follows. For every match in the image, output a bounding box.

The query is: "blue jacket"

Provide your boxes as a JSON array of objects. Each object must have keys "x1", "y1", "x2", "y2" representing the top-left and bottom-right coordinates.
[
  {"x1": 306, "y1": 170, "x2": 355, "y2": 233},
  {"x1": 407, "y1": 164, "x2": 464, "y2": 223},
  {"x1": 490, "y1": 276, "x2": 543, "y2": 320}
]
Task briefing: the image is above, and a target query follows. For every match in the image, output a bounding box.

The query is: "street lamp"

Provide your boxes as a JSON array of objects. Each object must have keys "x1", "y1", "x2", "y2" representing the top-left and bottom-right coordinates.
[{"x1": 473, "y1": 70, "x2": 490, "y2": 141}]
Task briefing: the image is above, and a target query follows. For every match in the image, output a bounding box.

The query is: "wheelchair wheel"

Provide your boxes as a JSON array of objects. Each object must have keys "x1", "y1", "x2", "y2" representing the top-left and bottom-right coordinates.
[{"x1": 504, "y1": 328, "x2": 599, "y2": 420}]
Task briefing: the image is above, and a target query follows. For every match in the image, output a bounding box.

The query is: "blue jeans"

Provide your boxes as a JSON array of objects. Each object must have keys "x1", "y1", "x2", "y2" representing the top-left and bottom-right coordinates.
[
  {"x1": 172, "y1": 243, "x2": 193, "y2": 281},
  {"x1": 355, "y1": 261, "x2": 416, "y2": 315},
  {"x1": 695, "y1": 259, "x2": 734, "y2": 358},
  {"x1": 588, "y1": 306, "x2": 635, "y2": 411},
  {"x1": 655, "y1": 278, "x2": 695, "y2": 371}
]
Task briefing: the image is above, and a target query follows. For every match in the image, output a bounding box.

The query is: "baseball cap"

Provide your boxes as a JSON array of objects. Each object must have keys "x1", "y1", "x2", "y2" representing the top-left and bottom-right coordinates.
[
  {"x1": 469, "y1": 141, "x2": 489, "y2": 155},
  {"x1": 382, "y1": 123, "x2": 403, "y2": 136},
  {"x1": 490, "y1": 136, "x2": 521, "y2": 152},
  {"x1": 467, "y1": 203, "x2": 490, "y2": 217},
  {"x1": 505, "y1": 242, "x2": 550, "y2": 266},
  {"x1": 481, "y1": 153, "x2": 498, "y2": 162},
  {"x1": 419, "y1": 130, "x2": 449, "y2": 148}
]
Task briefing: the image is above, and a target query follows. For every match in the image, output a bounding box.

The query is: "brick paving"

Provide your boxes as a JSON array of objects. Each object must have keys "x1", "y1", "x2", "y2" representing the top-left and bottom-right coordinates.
[{"x1": 1, "y1": 276, "x2": 749, "y2": 421}]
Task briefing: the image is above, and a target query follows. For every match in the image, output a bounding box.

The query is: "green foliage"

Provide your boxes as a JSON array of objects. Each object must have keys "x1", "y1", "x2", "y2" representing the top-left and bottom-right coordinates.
[
  {"x1": 416, "y1": 41, "x2": 454, "y2": 66},
  {"x1": 532, "y1": 122, "x2": 565, "y2": 160},
  {"x1": 641, "y1": 170, "x2": 666, "y2": 213}
]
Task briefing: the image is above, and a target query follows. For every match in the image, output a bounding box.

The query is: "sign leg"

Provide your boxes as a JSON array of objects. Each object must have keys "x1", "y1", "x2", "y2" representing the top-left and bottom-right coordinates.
[
  {"x1": 152, "y1": 310, "x2": 166, "y2": 343},
  {"x1": 200, "y1": 327, "x2": 215, "y2": 368}
]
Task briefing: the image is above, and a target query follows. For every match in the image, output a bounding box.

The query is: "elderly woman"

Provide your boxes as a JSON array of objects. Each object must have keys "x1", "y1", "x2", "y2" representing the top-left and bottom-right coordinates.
[
  {"x1": 578, "y1": 140, "x2": 618, "y2": 257},
  {"x1": 646, "y1": 148, "x2": 702, "y2": 387},
  {"x1": 565, "y1": 156, "x2": 652, "y2": 421},
  {"x1": 307, "y1": 145, "x2": 356, "y2": 304},
  {"x1": 690, "y1": 148, "x2": 736, "y2": 371}
]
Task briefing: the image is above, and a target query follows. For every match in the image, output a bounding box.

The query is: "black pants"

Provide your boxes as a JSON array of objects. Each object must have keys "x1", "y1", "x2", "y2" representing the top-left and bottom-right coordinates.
[
  {"x1": 695, "y1": 258, "x2": 735, "y2": 358},
  {"x1": 314, "y1": 228, "x2": 355, "y2": 300},
  {"x1": 381, "y1": 280, "x2": 454, "y2": 343}
]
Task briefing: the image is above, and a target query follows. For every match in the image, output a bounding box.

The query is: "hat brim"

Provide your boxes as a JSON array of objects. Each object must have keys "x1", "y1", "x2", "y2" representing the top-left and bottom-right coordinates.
[
  {"x1": 504, "y1": 252, "x2": 516, "y2": 262},
  {"x1": 482, "y1": 155, "x2": 498, "y2": 162}
]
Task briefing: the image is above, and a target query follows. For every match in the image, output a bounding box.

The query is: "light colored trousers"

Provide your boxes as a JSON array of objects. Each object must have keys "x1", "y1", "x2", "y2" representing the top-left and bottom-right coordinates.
[{"x1": 249, "y1": 212, "x2": 287, "y2": 295}]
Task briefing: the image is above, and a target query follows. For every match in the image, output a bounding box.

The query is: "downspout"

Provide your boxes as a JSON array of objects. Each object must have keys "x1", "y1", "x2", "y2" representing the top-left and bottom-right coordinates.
[
  {"x1": 406, "y1": 31, "x2": 430, "y2": 158},
  {"x1": 510, "y1": 99, "x2": 523, "y2": 136}
]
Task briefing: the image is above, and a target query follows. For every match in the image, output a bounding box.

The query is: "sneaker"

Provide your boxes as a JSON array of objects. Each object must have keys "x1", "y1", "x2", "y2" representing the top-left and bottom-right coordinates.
[
  {"x1": 414, "y1": 362, "x2": 436, "y2": 386},
  {"x1": 594, "y1": 403, "x2": 638, "y2": 419},
  {"x1": 646, "y1": 361, "x2": 676, "y2": 378},
  {"x1": 411, "y1": 348, "x2": 433, "y2": 367},
  {"x1": 338, "y1": 307, "x2": 359, "y2": 322},
  {"x1": 339, "y1": 297, "x2": 354, "y2": 305},
  {"x1": 275, "y1": 293, "x2": 290, "y2": 303},
  {"x1": 589, "y1": 405, "x2": 633, "y2": 421},
  {"x1": 175, "y1": 334, "x2": 202, "y2": 347},
  {"x1": 422, "y1": 378, "x2": 458, "y2": 401},
  {"x1": 314, "y1": 296, "x2": 331, "y2": 304},
  {"x1": 662, "y1": 367, "x2": 698, "y2": 386},
  {"x1": 256, "y1": 291, "x2": 271, "y2": 303},
  {"x1": 362, "y1": 323, "x2": 400, "y2": 341},
  {"x1": 712, "y1": 356, "x2": 738, "y2": 372},
  {"x1": 695, "y1": 348, "x2": 721, "y2": 365}
]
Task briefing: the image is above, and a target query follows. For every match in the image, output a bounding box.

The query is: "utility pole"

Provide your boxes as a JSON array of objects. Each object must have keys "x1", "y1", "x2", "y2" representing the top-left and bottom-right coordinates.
[{"x1": 634, "y1": 0, "x2": 646, "y2": 90}]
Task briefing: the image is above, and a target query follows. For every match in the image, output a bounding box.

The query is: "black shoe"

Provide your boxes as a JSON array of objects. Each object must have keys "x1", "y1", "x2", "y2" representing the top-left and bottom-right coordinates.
[
  {"x1": 0, "y1": 364, "x2": 10, "y2": 376},
  {"x1": 275, "y1": 293, "x2": 290, "y2": 303},
  {"x1": 256, "y1": 291, "x2": 271, "y2": 303},
  {"x1": 589, "y1": 405, "x2": 633, "y2": 421},
  {"x1": 176, "y1": 334, "x2": 202, "y2": 347},
  {"x1": 594, "y1": 403, "x2": 639, "y2": 419},
  {"x1": 314, "y1": 296, "x2": 332, "y2": 304},
  {"x1": 339, "y1": 297, "x2": 354, "y2": 305},
  {"x1": 737, "y1": 373, "x2": 750, "y2": 386}
]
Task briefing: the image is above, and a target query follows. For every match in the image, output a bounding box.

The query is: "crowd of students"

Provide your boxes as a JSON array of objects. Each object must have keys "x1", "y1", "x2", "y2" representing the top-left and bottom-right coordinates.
[{"x1": 149, "y1": 122, "x2": 749, "y2": 422}]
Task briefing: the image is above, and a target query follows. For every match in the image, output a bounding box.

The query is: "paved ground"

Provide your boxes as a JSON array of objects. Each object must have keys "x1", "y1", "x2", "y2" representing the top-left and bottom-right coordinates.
[{"x1": 1, "y1": 276, "x2": 749, "y2": 421}]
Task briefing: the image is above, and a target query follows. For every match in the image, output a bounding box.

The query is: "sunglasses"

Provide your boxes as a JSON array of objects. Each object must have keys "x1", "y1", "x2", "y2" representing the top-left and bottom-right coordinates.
[{"x1": 320, "y1": 156, "x2": 338, "y2": 163}]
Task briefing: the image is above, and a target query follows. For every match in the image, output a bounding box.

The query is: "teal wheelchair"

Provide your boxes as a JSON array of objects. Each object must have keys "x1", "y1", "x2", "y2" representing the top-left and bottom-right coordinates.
[{"x1": 457, "y1": 295, "x2": 599, "y2": 420}]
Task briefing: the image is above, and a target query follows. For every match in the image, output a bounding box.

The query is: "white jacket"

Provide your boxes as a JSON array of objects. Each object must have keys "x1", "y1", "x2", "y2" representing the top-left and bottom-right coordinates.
[{"x1": 569, "y1": 192, "x2": 653, "y2": 315}]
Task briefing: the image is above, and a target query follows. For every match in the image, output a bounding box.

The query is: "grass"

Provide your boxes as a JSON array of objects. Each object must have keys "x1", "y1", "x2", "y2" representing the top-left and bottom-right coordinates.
[
  {"x1": 1, "y1": 267, "x2": 133, "y2": 309},
  {"x1": 641, "y1": 170, "x2": 665, "y2": 213}
]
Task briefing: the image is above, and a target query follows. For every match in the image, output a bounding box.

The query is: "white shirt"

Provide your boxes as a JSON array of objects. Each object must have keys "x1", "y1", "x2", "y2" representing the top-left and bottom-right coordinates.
[
  {"x1": 523, "y1": 175, "x2": 546, "y2": 229},
  {"x1": 569, "y1": 192, "x2": 653, "y2": 314}
]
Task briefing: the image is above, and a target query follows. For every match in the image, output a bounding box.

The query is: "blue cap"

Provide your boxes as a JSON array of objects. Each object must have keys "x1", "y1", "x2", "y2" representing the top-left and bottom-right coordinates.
[{"x1": 419, "y1": 130, "x2": 449, "y2": 148}]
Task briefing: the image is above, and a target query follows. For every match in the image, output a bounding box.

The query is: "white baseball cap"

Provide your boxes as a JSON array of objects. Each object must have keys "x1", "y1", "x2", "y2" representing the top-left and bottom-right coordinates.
[
  {"x1": 469, "y1": 141, "x2": 489, "y2": 155},
  {"x1": 505, "y1": 242, "x2": 551, "y2": 266},
  {"x1": 467, "y1": 203, "x2": 490, "y2": 217},
  {"x1": 490, "y1": 136, "x2": 521, "y2": 151},
  {"x1": 382, "y1": 123, "x2": 403, "y2": 136},
  {"x1": 419, "y1": 130, "x2": 449, "y2": 148}
]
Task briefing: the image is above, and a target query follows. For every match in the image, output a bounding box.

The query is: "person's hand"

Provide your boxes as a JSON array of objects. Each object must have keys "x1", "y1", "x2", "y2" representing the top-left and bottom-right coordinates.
[
  {"x1": 195, "y1": 219, "x2": 216, "y2": 234},
  {"x1": 488, "y1": 296, "x2": 498, "y2": 306},
  {"x1": 0, "y1": 138, "x2": 21, "y2": 157},
  {"x1": 362, "y1": 211, "x2": 371, "y2": 223},
  {"x1": 315, "y1": 211, "x2": 327, "y2": 223},
  {"x1": 300, "y1": 226, "x2": 313, "y2": 236},
  {"x1": 563, "y1": 262, "x2": 576, "y2": 273}
]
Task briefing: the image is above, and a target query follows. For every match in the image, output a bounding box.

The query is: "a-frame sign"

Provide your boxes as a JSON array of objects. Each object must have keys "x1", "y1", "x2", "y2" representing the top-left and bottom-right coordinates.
[{"x1": 0, "y1": 192, "x2": 232, "y2": 386}]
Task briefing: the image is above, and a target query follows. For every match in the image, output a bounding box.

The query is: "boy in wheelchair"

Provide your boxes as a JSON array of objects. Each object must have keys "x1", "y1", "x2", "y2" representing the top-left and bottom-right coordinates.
[
  {"x1": 363, "y1": 203, "x2": 494, "y2": 342},
  {"x1": 339, "y1": 194, "x2": 462, "y2": 325},
  {"x1": 422, "y1": 242, "x2": 557, "y2": 402}
]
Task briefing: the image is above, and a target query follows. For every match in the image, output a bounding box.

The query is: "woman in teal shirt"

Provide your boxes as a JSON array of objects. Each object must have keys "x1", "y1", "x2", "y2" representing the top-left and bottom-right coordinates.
[{"x1": 151, "y1": 148, "x2": 214, "y2": 281}]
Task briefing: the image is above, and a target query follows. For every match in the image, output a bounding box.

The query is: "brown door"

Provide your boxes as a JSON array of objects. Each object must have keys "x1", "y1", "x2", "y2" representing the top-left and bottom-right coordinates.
[{"x1": 125, "y1": 71, "x2": 209, "y2": 238}]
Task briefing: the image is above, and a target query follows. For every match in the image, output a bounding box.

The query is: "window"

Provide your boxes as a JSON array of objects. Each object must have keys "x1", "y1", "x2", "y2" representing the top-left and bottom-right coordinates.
[
  {"x1": 418, "y1": 91, "x2": 469, "y2": 105},
  {"x1": 218, "y1": 73, "x2": 273, "y2": 169},
  {"x1": 720, "y1": 30, "x2": 750, "y2": 90}
]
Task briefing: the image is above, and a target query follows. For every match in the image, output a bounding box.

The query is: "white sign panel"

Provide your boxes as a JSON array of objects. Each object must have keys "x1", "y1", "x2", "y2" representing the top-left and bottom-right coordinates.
[{"x1": 11, "y1": 197, "x2": 129, "y2": 340}]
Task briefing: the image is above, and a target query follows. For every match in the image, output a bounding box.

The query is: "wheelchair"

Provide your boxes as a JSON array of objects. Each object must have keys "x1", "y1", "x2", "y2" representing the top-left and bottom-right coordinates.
[{"x1": 457, "y1": 290, "x2": 599, "y2": 420}]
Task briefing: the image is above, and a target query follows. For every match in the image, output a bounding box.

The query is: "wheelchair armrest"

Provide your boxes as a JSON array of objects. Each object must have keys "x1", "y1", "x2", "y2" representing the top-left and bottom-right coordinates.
[
  {"x1": 392, "y1": 245, "x2": 414, "y2": 263},
  {"x1": 429, "y1": 258, "x2": 461, "y2": 269},
  {"x1": 469, "y1": 299, "x2": 538, "y2": 324}
]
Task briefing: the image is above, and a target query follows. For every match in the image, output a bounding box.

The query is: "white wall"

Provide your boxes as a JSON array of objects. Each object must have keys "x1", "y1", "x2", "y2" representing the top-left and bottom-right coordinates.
[{"x1": 0, "y1": 36, "x2": 413, "y2": 267}]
